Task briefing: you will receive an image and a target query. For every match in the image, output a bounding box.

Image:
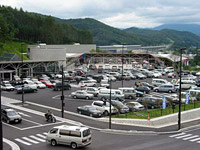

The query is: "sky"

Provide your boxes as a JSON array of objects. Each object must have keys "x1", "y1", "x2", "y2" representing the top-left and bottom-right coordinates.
[{"x1": 1, "y1": 0, "x2": 200, "y2": 28}]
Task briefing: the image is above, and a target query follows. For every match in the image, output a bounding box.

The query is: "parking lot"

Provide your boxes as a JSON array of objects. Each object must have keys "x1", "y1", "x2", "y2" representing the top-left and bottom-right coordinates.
[{"x1": 2, "y1": 70, "x2": 181, "y2": 115}]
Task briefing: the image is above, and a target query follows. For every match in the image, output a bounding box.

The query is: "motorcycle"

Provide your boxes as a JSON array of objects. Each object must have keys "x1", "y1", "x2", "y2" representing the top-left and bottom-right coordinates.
[{"x1": 45, "y1": 113, "x2": 56, "y2": 123}]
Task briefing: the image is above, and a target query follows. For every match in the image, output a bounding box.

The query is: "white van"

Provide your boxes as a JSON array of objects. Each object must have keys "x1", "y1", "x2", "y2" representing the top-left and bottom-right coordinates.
[
  {"x1": 98, "y1": 89, "x2": 124, "y2": 101},
  {"x1": 46, "y1": 125, "x2": 91, "y2": 149},
  {"x1": 177, "y1": 79, "x2": 195, "y2": 90},
  {"x1": 165, "y1": 67, "x2": 174, "y2": 73},
  {"x1": 152, "y1": 79, "x2": 169, "y2": 86}
]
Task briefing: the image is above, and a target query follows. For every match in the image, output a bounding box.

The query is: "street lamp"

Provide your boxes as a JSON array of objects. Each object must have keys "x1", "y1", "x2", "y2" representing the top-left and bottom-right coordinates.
[
  {"x1": 0, "y1": 74, "x2": 3, "y2": 150},
  {"x1": 21, "y1": 43, "x2": 25, "y2": 105},
  {"x1": 121, "y1": 44, "x2": 125, "y2": 87},
  {"x1": 178, "y1": 47, "x2": 186, "y2": 130},
  {"x1": 61, "y1": 65, "x2": 65, "y2": 118},
  {"x1": 109, "y1": 80, "x2": 112, "y2": 129}
]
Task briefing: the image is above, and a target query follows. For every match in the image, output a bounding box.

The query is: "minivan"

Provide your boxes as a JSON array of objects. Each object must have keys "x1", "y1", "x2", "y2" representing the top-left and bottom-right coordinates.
[
  {"x1": 152, "y1": 79, "x2": 169, "y2": 86},
  {"x1": 118, "y1": 87, "x2": 137, "y2": 99},
  {"x1": 46, "y1": 125, "x2": 92, "y2": 149},
  {"x1": 98, "y1": 89, "x2": 124, "y2": 101},
  {"x1": 154, "y1": 84, "x2": 176, "y2": 93}
]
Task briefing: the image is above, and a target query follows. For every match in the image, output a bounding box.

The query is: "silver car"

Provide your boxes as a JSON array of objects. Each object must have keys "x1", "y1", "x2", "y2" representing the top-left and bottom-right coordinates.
[
  {"x1": 154, "y1": 84, "x2": 176, "y2": 93},
  {"x1": 71, "y1": 90, "x2": 94, "y2": 100}
]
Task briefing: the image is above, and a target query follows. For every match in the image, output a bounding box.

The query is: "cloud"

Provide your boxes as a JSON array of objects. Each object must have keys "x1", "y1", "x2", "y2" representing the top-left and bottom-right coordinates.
[{"x1": 1, "y1": 0, "x2": 200, "y2": 28}]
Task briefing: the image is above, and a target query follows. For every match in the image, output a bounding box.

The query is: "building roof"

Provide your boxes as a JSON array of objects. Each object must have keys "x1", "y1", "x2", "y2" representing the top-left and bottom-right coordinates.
[
  {"x1": 151, "y1": 54, "x2": 188, "y2": 62},
  {"x1": 0, "y1": 53, "x2": 21, "y2": 61}
]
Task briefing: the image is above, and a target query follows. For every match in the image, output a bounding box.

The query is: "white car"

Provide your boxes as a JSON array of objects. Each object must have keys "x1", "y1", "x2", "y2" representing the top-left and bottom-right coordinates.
[
  {"x1": 196, "y1": 72, "x2": 200, "y2": 76},
  {"x1": 105, "y1": 74, "x2": 116, "y2": 81},
  {"x1": 79, "y1": 80, "x2": 96, "y2": 87},
  {"x1": 55, "y1": 74, "x2": 62, "y2": 79},
  {"x1": 100, "y1": 80, "x2": 109, "y2": 88},
  {"x1": 168, "y1": 72, "x2": 176, "y2": 78},
  {"x1": 87, "y1": 77, "x2": 97, "y2": 83},
  {"x1": 35, "y1": 81, "x2": 46, "y2": 89},
  {"x1": 1, "y1": 84, "x2": 15, "y2": 91},
  {"x1": 23, "y1": 80, "x2": 37, "y2": 90},
  {"x1": 92, "y1": 101, "x2": 118, "y2": 115},
  {"x1": 125, "y1": 102, "x2": 144, "y2": 111},
  {"x1": 152, "y1": 71, "x2": 162, "y2": 78}
]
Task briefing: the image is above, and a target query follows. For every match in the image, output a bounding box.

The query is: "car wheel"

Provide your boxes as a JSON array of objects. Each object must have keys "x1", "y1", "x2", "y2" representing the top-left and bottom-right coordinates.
[
  {"x1": 86, "y1": 96, "x2": 89, "y2": 100},
  {"x1": 51, "y1": 139, "x2": 57, "y2": 146},
  {"x1": 143, "y1": 91, "x2": 146, "y2": 94},
  {"x1": 151, "y1": 106, "x2": 154, "y2": 109},
  {"x1": 128, "y1": 96, "x2": 133, "y2": 99},
  {"x1": 104, "y1": 111, "x2": 109, "y2": 116},
  {"x1": 90, "y1": 114, "x2": 93, "y2": 117},
  {"x1": 169, "y1": 90, "x2": 172, "y2": 93},
  {"x1": 71, "y1": 142, "x2": 77, "y2": 149},
  {"x1": 78, "y1": 111, "x2": 81, "y2": 114},
  {"x1": 73, "y1": 95, "x2": 77, "y2": 99},
  {"x1": 155, "y1": 89, "x2": 158, "y2": 92},
  {"x1": 116, "y1": 97, "x2": 120, "y2": 101}
]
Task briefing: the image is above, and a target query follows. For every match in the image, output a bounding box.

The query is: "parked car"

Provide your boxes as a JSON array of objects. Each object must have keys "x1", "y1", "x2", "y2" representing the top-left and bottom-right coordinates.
[
  {"x1": 132, "y1": 72, "x2": 146, "y2": 79},
  {"x1": 1, "y1": 108, "x2": 22, "y2": 124},
  {"x1": 125, "y1": 102, "x2": 145, "y2": 112},
  {"x1": 55, "y1": 74, "x2": 62, "y2": 79},
  {"x1": 40, "y1": 80, "x2": 53, "y2": 88},
  {"x1": 91, "y1": 101, "x2": 118, "y2": 116},
  {"x1": 118, "y1": 87, "x2": 137, "y2": 100},
  {"x1": 79, "y1": 80, "x2": 96, "y2": 87},
  {"x1": 1, "y1": 84, "x2": 15, "y2": 91},
  {"x1": 83, "y1": 87, "x2": 99, "y2": 97},
  {"x1": 135, "y1": 86, "x2": 150, "y2": 94},
  {"x1": 141, "y1": 82, "x2": 155, "y2": 90},
  {"x1": 98, "y1": 66, "x2": 104, "y2": 73},
  {"x1": 53, "y1": 82, "x2": 71, "y2": 91},
  {"x1": 77, "y1": 105, "x2": 103, "y2": 117},
  {"x1": 34, "y1": 81, "x2": 46, "y2": 89},
  {"x1": 110, "y1": 100, "x2": 129, "y2": 114},
  {"x1": 100, "y1": 80, "x2": 110, "y2": 88},
  {"x1": 195, "y1": 80, "x2": 200, "y2": 87},
  {"x1": 168, "y1": 72, "x2": 176, "y2": 78},
  {"x1": 23, "y1": 80, "x2": 37, "y2": 90},
  {"x1": 152, "y1": 71, "x2": 162, "y2": 78},
  {"x1": 98, "y1": 89, "x2": 124, "y2": 101},
  {"x1": 71, "y1": 90, "x2": 94, "y2": 100},
  {"x1": 16, "y1": 87, "x2": 37, "y2": 94},
  {"x1": 152, "y1": 78, "x2": 169, "y2": 86},
  {"x1": 154, "y1": 84, "x2": 176, "y2": 93}
]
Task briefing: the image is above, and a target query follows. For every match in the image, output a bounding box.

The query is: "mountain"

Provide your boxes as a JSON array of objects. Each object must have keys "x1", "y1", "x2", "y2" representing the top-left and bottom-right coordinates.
[
  {"x1": 55, "y1": 18, "x2": 172, "y2": 46},
  {"x1": 57, "y1": 17, "x2": 200, "y2": 48},
  {"x1": 153, "y1": 24, "x2": 200, "y2": 36},
  {"x1": 124, "y1": 27, "x2": 200, "y2": 49}
]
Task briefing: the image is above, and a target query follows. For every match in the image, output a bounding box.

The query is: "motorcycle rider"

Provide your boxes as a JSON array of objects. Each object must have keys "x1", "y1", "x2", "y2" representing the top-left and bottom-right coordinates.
[{"x1": 45, "y1": 110, "x2": 52, "y2": 121}]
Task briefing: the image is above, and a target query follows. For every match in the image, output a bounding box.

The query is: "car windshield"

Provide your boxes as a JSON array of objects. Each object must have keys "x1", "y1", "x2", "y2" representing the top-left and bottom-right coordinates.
[
  {"x1": 7, "y1": 111, "x2": 18, "y2": 116},
  {"x1": 5, "y1": 84, "x2": 12, "y2": 87}
]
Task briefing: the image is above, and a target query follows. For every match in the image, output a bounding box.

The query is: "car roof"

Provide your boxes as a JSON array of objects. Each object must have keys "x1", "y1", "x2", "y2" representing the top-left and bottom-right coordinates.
[
  {"x1": 53, "y1": 125, "x2": 89, "y2": 132},
  {"x1": 3, "y1": 108, "x2": 15, "y2": 112}
]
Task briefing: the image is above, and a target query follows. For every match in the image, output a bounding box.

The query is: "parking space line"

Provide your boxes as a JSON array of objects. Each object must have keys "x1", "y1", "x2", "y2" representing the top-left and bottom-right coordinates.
[
  {"x1": 22, "y1": 137, "x2": 39, "y2": 144},
  {"x1": 15, "y1": 138, "x2": 32, "y2": 145},
  {"x1": 29, "y1": 135, "x2": 46, "y2": 142}
]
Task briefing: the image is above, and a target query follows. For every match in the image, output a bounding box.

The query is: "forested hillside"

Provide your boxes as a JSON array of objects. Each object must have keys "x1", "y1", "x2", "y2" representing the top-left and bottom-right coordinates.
[{"x1": 0, "y1": 5, "x2": 93, "y2": 44}]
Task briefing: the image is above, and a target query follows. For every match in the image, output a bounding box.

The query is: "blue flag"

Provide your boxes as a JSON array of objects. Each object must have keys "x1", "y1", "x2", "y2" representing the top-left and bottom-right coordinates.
[
  {"x1": 185, "y1": 93, "x2": 190, "y2": 104},
  {"x1": 162, "y1": 96, "x2": 166, "y2": 109}
]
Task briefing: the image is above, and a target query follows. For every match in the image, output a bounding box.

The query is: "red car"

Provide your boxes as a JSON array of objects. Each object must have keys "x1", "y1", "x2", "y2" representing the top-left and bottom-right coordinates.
[{"x1": 40, "y1": 80, "x2": 53, "y2": 88}]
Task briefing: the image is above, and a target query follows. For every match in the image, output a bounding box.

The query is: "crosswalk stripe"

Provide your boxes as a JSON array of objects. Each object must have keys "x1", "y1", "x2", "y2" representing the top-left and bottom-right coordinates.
[
  {"x1": 169, "y1": 132, "x2": 185, "y2": 138},
  {"x1": 15, "y1": 138, "x2": 32, "y2": 146},
  {"x1": 190, "y1": 137, "x2": 200, "y2": 142},
  {"x1": 36, "y1": 134, "x2": 46, "y2": 139},
  {"x1": 22, "y1": 137, "x2": 39, "y2": 144},
  {"x1": 29, "y1": 135, "x2": 46, "y2": 142},
  {"x1": 183, "y1": 135, "x2": 199, "y2": 140},
  {"x1": 43, "y1": 132, "x2": 48, "y2": 135},
  {"x1": 176, "y1": 134, "x2": 192, "y2": 139}
]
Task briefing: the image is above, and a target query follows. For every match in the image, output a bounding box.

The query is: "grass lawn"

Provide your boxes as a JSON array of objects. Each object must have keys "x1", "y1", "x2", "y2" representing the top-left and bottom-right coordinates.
[{"x1": 112, "y1": 101, "x2": 200, "y2": 119}]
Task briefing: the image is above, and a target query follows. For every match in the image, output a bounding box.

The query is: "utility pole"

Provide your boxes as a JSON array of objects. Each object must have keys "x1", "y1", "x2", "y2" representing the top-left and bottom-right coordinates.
[
  {"x1": 21, "y1": 43, "x2": 24, "y2": 105},
  {"x1": 121, "y1": 44, "x2": 124, "y2": 87},
  {"x1": 0, "y1": 74, "x2": 3, "y2": 150},
  {"x1": 178, "y1": 48, "x2": 186, "y2": 130},
  {"x1": 109, "y1": 80, "x2": 112, "y2": 129},
  {"x1": 61, "y1": 65, "x2": 65, "y2": 118}
]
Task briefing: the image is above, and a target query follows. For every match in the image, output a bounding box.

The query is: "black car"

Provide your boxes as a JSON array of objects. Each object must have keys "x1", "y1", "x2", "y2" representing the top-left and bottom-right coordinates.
[
  {"x1": 53, "y1": 82, "x2": 71, "y2": 91},
  {"x1": 16, "y1": 87, "x2": 37, "y2": 94},
  {"x1": 135, "y1": 86, "x2": 150, "y2": 94},
  {"x1": 196, "y1": 80, "x2": 200, "y2": 87},
  {"x1": 77, "y1": 105, "x2": 103, "y2": 117},
  {"x1": 141, "y1": 82, "x2": 155, "y2": 90},
  {"x1": 92, "y1": 75, "x2": 104, "y2": 83},
  {"x1": 1, "y1": 108, "x2": 22, "y2": 124}
]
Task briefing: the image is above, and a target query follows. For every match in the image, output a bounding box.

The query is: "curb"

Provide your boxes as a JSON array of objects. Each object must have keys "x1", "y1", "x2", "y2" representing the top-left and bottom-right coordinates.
[{"x1": 3, "y1": 138, "x2": 20, "y2": 150}]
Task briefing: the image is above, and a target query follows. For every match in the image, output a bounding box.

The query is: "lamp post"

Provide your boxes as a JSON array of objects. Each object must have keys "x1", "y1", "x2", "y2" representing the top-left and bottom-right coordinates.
[
  {"x1": 121, "y1": 44, "x2": 124, "y2": 87},
  {"x1": 21, "y1": 43, "x2": 25, "y2": 105},
  {"x1": 178, "y1": 47, "x2": 186, "y2": 130},
  {"x1": 61, "y1": 65, "x2": 65, "y2": 118},
  {"x1": 109, "y1": 80, "x2": 112, "y2": 129},
  {"x1": 0, "y1": 74, "x2": 2, "y2": 150}
]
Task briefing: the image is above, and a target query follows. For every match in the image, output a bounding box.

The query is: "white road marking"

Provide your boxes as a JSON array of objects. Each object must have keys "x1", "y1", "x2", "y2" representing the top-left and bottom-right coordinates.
[
  {"x1": 22, "y1": 137, "x2": 39, "y2": 144},
  {"x1": 29, "y1": 135, "x2": 46, "y2": 142},
  {"x1": 183, "y1": 135, "x2": 199, "y2": 140},
  {"x1": 36, "y1": 134, "x2": 46, "y2": 139},
  {"x1": 2, "y1": 122, "x2": 22, "y2": 130},
  {"x1": 169, "y1": 132, "x2": 185, "y2": 138},
  {"x1": 43, "y1": 132, "x2": 48, "y2": 135},
  {"x1": 176, "y1": 134, "x2": 192, "y2": 139},
  {"x1": 190, "y1": 137, "x2": 200, "y2": 142},
  {"x1": 15, "y1": 138, "x2": 32, "y2": 145},
  {"x1": 18, "y1": 112, "x2": 31, "y2": 117},
  {"x1": 22, "y1": 118, "x2": 42, "y2": 125}
]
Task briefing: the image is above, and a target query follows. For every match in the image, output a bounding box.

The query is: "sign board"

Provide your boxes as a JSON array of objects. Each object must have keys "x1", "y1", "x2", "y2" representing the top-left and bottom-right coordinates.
[
  {"x1": 185, "y1": 93, "x2": 190, "y2": 104},
  {"x1": 162, "y1": 96, "x2": 166, "y2": 109}
]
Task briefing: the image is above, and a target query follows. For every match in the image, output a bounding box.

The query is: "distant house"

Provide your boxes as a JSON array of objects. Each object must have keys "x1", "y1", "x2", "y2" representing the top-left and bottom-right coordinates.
[{"x1": 0, "y1": 53, "x2": 21, "y2": 61}]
